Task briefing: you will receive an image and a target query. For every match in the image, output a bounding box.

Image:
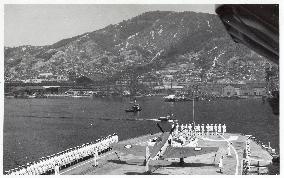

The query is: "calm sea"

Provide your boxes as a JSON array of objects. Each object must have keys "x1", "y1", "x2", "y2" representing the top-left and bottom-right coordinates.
[{"x1": 3, "y1": 96, "x2": 279, "y2": 171}]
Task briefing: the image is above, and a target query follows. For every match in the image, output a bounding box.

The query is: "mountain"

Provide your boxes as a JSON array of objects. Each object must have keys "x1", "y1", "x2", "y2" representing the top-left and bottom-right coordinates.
[{"x1": 4, "y1": 11, "x2": 272, "y2": 83}]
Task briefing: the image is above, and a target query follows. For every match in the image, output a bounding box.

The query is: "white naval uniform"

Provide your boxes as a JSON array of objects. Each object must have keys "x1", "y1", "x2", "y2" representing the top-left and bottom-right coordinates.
[
  {"x1": 206, "y1": 124, "x2": 211, "y2": 135},
  {"x1": 210, "y1": 124, "x2": 214, "y2": 134},
  {"x1": 54, "y1": 165, "x2": 60, "y2": 175},
  {"x1": 218, "y1": 157, "x2": 223, "y2": 171},
  {"x1": 201, "y1": 124, "x2": 205, "y2": 135},
  {"x1": 93, "y1": 149, "x2": 99, "y2": 166},
  {"x1": 214, "y1": 124, "x2": 218, "y2": 135},
  {"x1": 218, "y1": 124, "x2": 222, "y2": 133},
  {"x1": 227, "y1": 143, "x2": 231, "y2": 156},
  {"x1": 222, "y1": 124, "x2": 226, "y2": 134}
]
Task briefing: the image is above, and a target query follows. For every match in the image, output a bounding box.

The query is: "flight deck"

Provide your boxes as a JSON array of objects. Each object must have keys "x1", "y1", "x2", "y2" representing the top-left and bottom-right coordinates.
[{"x1": 59, "y1": 133, "x2": 273, "y2": 175}]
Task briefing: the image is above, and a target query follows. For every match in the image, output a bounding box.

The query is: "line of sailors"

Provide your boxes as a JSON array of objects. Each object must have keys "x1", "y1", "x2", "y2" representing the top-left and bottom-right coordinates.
[
  {"x1": 172, "y1": 123, "x2": 227, "y2": 137},
  {"x1": 237, "y1": 137, "x2": 252, "y2": 174},
  {"x1": 243, "y1": 135, "x2": 277, "y2": 156},
  {"x1": 243, "y1": 138, "x2": 260, "y2": 174},
  {"x1": 261, "y1": 142, "x2": 276, "y2": 155},
  {"x1": 242, "y1": 137, "x2": 272, "y2": 175},
  {"x1": 5, "y1": 133, "x2": 118, "y2": 175}
]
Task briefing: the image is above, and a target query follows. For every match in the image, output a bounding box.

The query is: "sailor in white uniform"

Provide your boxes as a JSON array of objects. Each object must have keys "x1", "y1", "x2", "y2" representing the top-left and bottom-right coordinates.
[
  {"x1": 218, "y1": 124, "x2": 222, "y2": 133},
  {"x1": 227, "y1": 142, "x2": 232, "y2": 156},
  {"x1": 175, "y1": 124, "x2": 179, "y2": 136},
  {"x1": 12, "y1": 169, "x2": 18, "y2": 175},
  {"x1": 222, "y1": 124, "x2": 227, "y2": 135},
  {"x1": 201, "y1": 124, "x2": 205, "y2": 135},
  {"x1": 145, "y1": 146, "x2": 150, "y2": 173},
  {"x1": 210, "y1": 124, "x2": 214, "y2": 135},
  {"x1": 171, "y1": 123, "x2": 175, "y2": 129},
  {"x1": 246, "y1": 139, "x2": 251, "y2": 158},
  {"x1": 181, "y1": 124, "x2": 184, "y2": 132},
  {"x1": 5, "y1": 170, "x2": 10, "y2": 175},
  {"x1": 184, "y1": 124, "x2": 189, "y2": 138},
  {"x1": 19, "y1": 166, "x2": 24, "y2": 175},
  {"x1": 218, "y1": 156, "x2": 224, "y2": 173},
  {"x1": 206, "y1": 124, "x2": 210, "y2": 135},
  {"x1": 54, "y1": 163, "x2": 60, "y2": 175},
  {"x1": 214, "y1": 124, "x2": 218, "y2": 135},
  {"x1": 26, "y1": 163, "x2": 31, "y2": 175},
  {"x1": 195, "y1": 124, "x2": 200, "y2": 135},
  {"x1": 93, "y1": 148, "x2": 99, "y2": 167},
  {"x1": 114, "y1": 134, "x2": 118, "y2": 143},
  {"x1": 188, "y1": 124, "x2": 192, "y2": 136}
]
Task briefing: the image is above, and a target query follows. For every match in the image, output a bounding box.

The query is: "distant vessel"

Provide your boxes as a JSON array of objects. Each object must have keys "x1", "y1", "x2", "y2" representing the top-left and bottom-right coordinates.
[
  {"x1": 65, "y1": 90, "x2": 92, "y2": 98},
  {"x1": 4, "y1": 93, "x2": 15, "y2": 98},
  {"x1": 125, "y1": 99, "x2": 142, "y2": 112},
  {"x1": 163, "y1": 94, "x2": 192, "y2": 102},
  {"x1": 156, "y1": 114, "x2": 178, "y2": 123},
  {"x1": 70, "y1": 94, "x2": 92, "y2": 98},
  {"x1": 163, "y1": 94, "x2": 176, "y2": 102},
  {"x1": 125, "y1": 103, "x2": 142, "y2": 112}
]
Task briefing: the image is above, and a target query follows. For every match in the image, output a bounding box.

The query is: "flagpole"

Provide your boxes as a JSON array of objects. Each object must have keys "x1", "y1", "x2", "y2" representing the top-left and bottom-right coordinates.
[
  {"x1": 193, "y1": 89, "x2": 196, "y2": 135},
  {"x1": 193, "y1": 93, "x2": 194, "y2": 124}
]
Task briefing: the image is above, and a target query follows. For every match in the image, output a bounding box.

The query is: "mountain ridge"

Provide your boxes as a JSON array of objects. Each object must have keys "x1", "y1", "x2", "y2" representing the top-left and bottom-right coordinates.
[{"x1": 4, "y1": 10, "x2": 271, "y2": 83}]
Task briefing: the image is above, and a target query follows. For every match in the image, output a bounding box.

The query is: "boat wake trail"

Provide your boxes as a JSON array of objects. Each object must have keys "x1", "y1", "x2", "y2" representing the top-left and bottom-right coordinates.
[
  {"x1": 99, "y1": 117, "x2": 160, "y2": 122},
  {"x1": 17, "y1": 115, "x2": 74, "y2": 119},
  {"x1": 18, "y1": 116, "x2": 162, "y2": 122}
]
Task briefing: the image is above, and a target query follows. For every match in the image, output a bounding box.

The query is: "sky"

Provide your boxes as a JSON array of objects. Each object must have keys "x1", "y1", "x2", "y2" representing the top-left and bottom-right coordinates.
[{"x1": 4, "y1": 4, "x2": 215, "y2": 47}]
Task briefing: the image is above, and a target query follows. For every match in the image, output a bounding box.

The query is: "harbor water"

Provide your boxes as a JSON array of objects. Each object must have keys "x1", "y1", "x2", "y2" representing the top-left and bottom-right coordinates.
[{"x1": 3, "y1": 96, "x2": 279, "y2": 171}]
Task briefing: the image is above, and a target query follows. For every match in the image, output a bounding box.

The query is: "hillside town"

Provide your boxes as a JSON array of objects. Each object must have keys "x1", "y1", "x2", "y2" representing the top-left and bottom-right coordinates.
[
  {"x1": 4, "y1": 10, "x2": 279, "y2": 100},
  {"x1": 4, "y1": 4, "x2": 280, "y2": 176},
  {"x1": 4, "y1": 62, "x2": 278, "y2": 100}
]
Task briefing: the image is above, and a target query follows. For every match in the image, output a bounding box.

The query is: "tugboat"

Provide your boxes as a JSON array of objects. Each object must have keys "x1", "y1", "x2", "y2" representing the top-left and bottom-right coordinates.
[{"x1": 125, "y1": 99, "x2": 142, "y2": 112}]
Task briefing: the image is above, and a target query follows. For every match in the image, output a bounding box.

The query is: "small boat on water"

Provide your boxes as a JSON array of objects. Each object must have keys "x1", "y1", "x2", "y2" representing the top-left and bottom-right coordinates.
[
  {"x1": 65, "y1": 90, "x2": 92, "y2": 98},
  {"x1": 26, "y1": 93, "x2": 47, "y2": 99},
  {"x1": 163, "y1": 94, "x2": 176, "y2": 102},
  {"x1": 125, "y1": 104, "x2": 142, "y2": 112},
  {"x1": 125, "y1": 98, "x2": 142, "y2": 112},
  {"x1": 70, "y1": 94, "x2": 92, "y2": 98},
  {"x1": 156, "y1": 114, "x2": 178, "y2": 123},
  {"x1": 164, "y1": 94, "x2": 192, "y2": 102}
]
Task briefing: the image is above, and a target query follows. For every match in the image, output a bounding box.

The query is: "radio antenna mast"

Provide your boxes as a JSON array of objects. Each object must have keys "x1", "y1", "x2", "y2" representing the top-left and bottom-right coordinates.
[
  {"x1": 193, "y1": 88, "x2": 196, "y2": 135},
  {"x1": 193, "y1": 94, "x2": 195, "y2": 124}
]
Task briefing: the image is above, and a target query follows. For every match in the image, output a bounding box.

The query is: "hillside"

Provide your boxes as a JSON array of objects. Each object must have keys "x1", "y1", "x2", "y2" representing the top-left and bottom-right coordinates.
[{"x1": 4, "y1": 11, "x2": 272, "y2": 83}]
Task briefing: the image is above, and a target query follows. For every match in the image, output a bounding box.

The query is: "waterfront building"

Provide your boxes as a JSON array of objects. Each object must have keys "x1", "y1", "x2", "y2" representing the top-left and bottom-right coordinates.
[
  {"x1": 153, "y1": 85, "x2": 184, "y2": 93},
  {"x1": 38, "y1": 73, "x2": 54, "y2": 79},
  {"x1": 253, "y1": 88, "x2": 266, "y2": 96},
  {"x1": 222, "y1": 85, "x2": 237, "y2": 97}
]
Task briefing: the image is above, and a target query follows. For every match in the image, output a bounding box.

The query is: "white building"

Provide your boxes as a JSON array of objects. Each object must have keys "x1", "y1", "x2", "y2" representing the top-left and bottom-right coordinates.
[{"x1": 38, "y1": 73, "x2": 54, "y2": 79}]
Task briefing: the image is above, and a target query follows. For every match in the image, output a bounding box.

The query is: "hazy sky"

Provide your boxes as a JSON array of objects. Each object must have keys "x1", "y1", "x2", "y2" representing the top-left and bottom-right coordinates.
[{"x1": 4, "y1": 4, "x2": 215, "y2": 47}]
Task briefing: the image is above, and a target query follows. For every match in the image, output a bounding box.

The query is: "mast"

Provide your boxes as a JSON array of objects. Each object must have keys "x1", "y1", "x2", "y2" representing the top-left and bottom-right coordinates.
[
  {"x1": 193, "y1": 94, "x2": 195, "y2": 124},
  {"x1": 191, "y1": 85, "x2": 196, "y2": 136},
  {"x1": 193, "y1": 90, "x2": 196, "y2": 135}
]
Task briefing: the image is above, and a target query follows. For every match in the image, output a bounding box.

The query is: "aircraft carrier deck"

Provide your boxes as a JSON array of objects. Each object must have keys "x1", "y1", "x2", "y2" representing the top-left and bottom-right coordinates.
[{"x1": 59, "y1": 133, "x2": 274, "y2": 175}]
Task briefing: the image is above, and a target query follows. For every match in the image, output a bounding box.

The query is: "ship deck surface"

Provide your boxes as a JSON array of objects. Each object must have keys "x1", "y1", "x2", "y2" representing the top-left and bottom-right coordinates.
[{"x1": 59, "y1": 133, "x2": 272, "y2": 175}]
